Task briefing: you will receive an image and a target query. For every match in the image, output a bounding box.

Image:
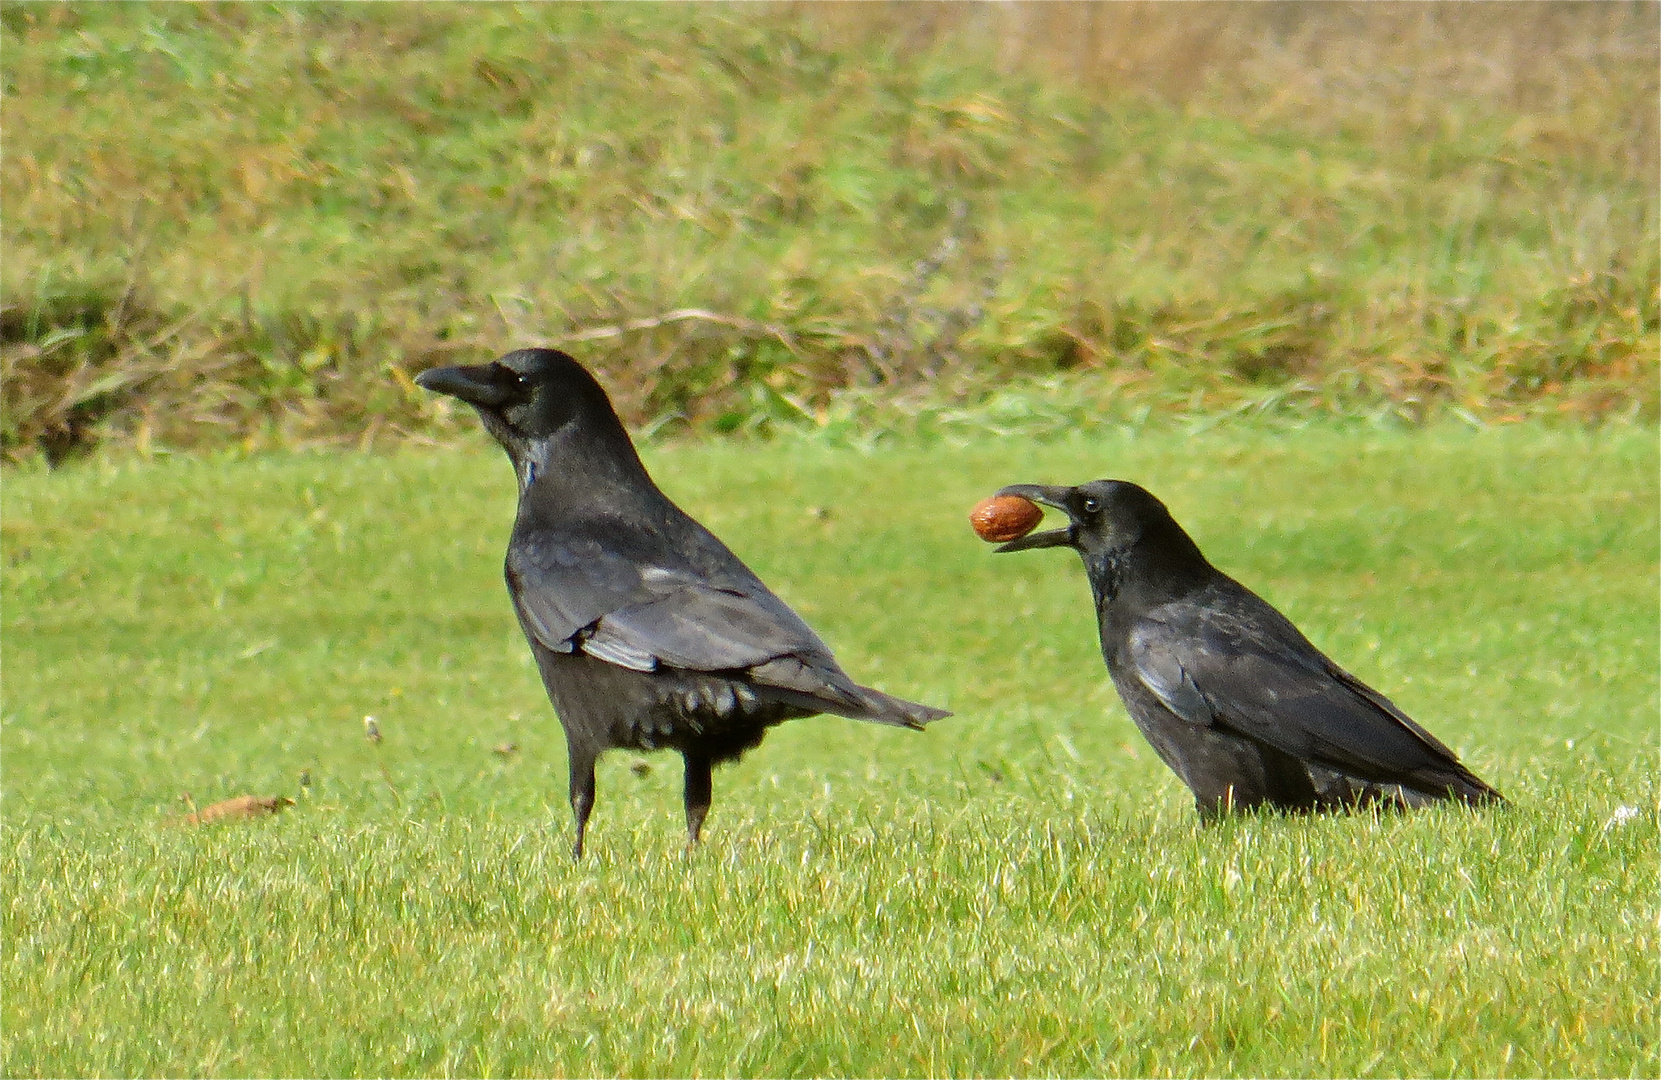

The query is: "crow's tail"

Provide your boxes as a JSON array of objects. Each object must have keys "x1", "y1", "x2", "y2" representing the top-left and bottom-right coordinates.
[
  {"x1": 1398, "y1": 765, "x2": 1505, "y2": 807},
  {"x1": 749, "y1": 655, "x2": 949, "y2": 729},
  {"x1": 847, "y1": 686, "x2": 952, "y2": 729},
  {"x1": 1309, "y1": 766, "x2": 1504, "y2": 812},
  {"x1": 1441, "y1": 769, "x2": 1505, "y2": 805}
]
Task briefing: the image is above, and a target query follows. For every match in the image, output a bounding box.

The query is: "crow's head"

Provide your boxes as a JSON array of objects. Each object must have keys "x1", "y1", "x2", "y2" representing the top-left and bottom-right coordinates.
[
  {"x1": 990, "y1": 480, "x2": 1158, "y2": 553},
  {"x1": 993, "y1": 479, "x2": 1212, "y2": 603},
  {"x1": 415, "y1": 348, "x2": 620, "y2": 439},
  {"x1": 415, "y1": 348, "x2": 643, "y2": 493}
]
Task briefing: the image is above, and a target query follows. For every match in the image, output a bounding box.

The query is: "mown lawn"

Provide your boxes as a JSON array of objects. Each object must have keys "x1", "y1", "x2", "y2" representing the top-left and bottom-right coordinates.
[{"x1": 3, "y1": 423, "x2": 1657, "y2": 1077}]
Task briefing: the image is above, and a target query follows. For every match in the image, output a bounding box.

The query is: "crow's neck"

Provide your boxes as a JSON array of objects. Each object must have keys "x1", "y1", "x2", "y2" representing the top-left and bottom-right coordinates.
[
  {"x1": 507, "y1": 418, "x2": 668, "y2": 518},
  {"x1": 1088, "y1": 531, "x2": 1214, "y2": 624},
  {"x1": 1082, "y1": 549, "x2": 1129, "y2": 614}
]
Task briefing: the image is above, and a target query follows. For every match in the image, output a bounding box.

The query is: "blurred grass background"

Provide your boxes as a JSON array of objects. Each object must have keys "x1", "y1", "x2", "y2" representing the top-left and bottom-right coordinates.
[{"x1": 4, "y1": 1, "x2": 1657, "y2": 464}]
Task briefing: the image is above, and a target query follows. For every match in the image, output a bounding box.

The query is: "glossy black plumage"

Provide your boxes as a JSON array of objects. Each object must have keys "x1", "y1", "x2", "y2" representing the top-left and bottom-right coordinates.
[
  {"x1": 417, "y1": 348, "x2": 947, "y2": 856},
  {"x1": 994, "y1": 479, "x2": 1503, "y2": 818}
]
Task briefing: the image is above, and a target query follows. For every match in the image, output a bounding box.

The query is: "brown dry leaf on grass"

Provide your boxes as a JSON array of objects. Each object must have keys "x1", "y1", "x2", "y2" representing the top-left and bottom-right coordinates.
[{"x1": 168, "y1": 794, "x2": 296, "y2": 826}]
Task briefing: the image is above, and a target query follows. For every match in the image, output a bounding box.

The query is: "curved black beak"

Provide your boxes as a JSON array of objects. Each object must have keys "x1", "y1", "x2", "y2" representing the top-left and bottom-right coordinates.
[
  {"x1": 992, "y1": 484, "x2": 1077, "y2": 552},
  {"x1": 414, "y1": 362, "x2": 529, "y2": 410}
]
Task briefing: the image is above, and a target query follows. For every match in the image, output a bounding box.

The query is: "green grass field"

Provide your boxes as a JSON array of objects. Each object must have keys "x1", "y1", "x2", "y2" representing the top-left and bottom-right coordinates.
[{"x1": 4, "y1": 424, "x2": 1656, "y2": 1076}]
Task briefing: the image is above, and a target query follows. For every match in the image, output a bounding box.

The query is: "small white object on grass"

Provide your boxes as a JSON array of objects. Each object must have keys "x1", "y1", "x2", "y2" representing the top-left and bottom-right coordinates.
[{"x1": 1603, "y1": 804, "x2": 1641, "y2": 830}]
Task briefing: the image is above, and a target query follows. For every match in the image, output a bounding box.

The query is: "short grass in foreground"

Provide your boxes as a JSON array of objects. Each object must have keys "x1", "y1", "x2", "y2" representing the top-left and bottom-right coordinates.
[{"x1": 3, "y1": 424, "x2": 1657, "y2": 1077}]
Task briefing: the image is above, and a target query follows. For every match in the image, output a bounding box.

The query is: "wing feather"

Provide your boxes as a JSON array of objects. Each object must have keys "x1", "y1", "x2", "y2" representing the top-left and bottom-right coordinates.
[
  {"x1": 507, "y1": 526, "x2": 856, "y2": 689},
  {"x1": 504, "y1": 519, "x2": 945, "y2": 726},
  {"x1": 585, "y1": 583, "x2": 824, "y2": 673},
  {"x1": 1129, "y1": 599, "x2": 1455, "y2": 780}
]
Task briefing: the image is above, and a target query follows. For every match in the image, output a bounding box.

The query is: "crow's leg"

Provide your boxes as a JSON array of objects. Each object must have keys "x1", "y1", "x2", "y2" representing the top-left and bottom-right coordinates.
[
  {"x1": 1167, "y1": 728, "x2": 1284, "y2": 820},
  {"x1": 1196, "y1": 784, "x2": 1240, "y2": 823},
  {"x1": 567, "y1": 743, "x2": 597, "y2": 860},
  {"x1": 1259, "y1": 743, "x2": 1321, "y2": 813},
  {"x1": 682, "y1": 751, "x2": 713, "y2": 847}
]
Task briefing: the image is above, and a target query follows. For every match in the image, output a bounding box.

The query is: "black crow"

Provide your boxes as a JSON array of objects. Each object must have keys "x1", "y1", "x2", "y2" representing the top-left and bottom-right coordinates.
[
  {"x1": 993, "y1": 479, "x2": 1503, "y2": 818},
  {"x1": 416, "y1": 348, "x2": 948, "y2": 857}
]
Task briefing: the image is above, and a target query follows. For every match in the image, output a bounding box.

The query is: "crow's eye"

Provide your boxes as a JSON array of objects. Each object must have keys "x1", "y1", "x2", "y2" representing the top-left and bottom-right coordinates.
[{"x1": 1081, "y1": 496, "x2": 1101, "y2": 514}]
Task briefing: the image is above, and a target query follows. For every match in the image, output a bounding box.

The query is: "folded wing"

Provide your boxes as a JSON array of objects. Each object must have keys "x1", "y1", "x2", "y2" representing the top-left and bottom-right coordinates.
[
  {"x1": 1129, "y1": 597, "x2": 1491, "y2": 797},
  {"x1": 506, "y1": 528, "x2": 945, "y2": 727}
]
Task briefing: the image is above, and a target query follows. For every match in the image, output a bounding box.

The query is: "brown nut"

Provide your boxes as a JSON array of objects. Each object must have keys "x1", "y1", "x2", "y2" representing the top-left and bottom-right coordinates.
[{"x1": 970, "y1": 495, "x2": 1043, "y2": 543}]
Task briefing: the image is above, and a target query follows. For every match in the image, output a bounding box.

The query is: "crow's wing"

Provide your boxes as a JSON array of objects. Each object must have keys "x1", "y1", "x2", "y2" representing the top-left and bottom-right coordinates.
[
  {"x1": 505, "y1": 530, "x2": 652, "y2": 656},
  {"x1": 505, "y1": 528, "x2": 875, "y2": 713},
  {"x1": 585, "y1": 576, "x2": 828, "y2": 672},
  {"x1": 1128, "y1": 596, "x2": 1461, "y2": 781}
]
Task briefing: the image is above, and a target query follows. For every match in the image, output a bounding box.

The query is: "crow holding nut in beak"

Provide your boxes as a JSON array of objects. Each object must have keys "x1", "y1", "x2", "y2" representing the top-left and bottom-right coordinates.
[
  {"x1": 992, "y1": 479, "x2": 1503, "y2": 818},
  {"x1": 417, "y1": 348, "x2": 948, "y2": 857}
]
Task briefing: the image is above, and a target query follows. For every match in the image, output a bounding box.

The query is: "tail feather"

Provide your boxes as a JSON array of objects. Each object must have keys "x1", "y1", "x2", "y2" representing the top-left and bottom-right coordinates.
[
  {"x1": 849, "y1": 685, "x2": 952, "y2": 729},
  {"x1": 752, "y1": 681, "x2": 950, "y2": 728},
  {"x1": 1401, "y1": 761, "x2": 1504, "y2": 806},
  {"x1": 749, "y1": 654, "x2": 949, "y2": 729},
  {"x1": 1436, "y1": 768, "x2": 1505, "y2": 805},
  {"x1": 1310, "y1": 764, "x2": 1504, "y2": 810}
]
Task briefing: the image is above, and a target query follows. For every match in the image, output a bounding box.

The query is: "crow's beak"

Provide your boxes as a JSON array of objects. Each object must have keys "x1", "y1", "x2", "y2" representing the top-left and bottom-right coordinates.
[
  {"x1": 414, "y1": 363, "x2": 528, "y2": 409},
  {"x1": 992, "y1": 484, "x2": 1076, "y2": 552}
]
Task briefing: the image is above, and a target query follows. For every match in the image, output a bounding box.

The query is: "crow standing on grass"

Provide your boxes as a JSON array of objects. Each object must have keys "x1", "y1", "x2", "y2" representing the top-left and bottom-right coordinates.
[
  {"x1": 993, "y1": 479, "x2": 1503, "y2": 818},
  {"x1": 416, "y1": 348, "x2": 948, "y2": 857}
]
